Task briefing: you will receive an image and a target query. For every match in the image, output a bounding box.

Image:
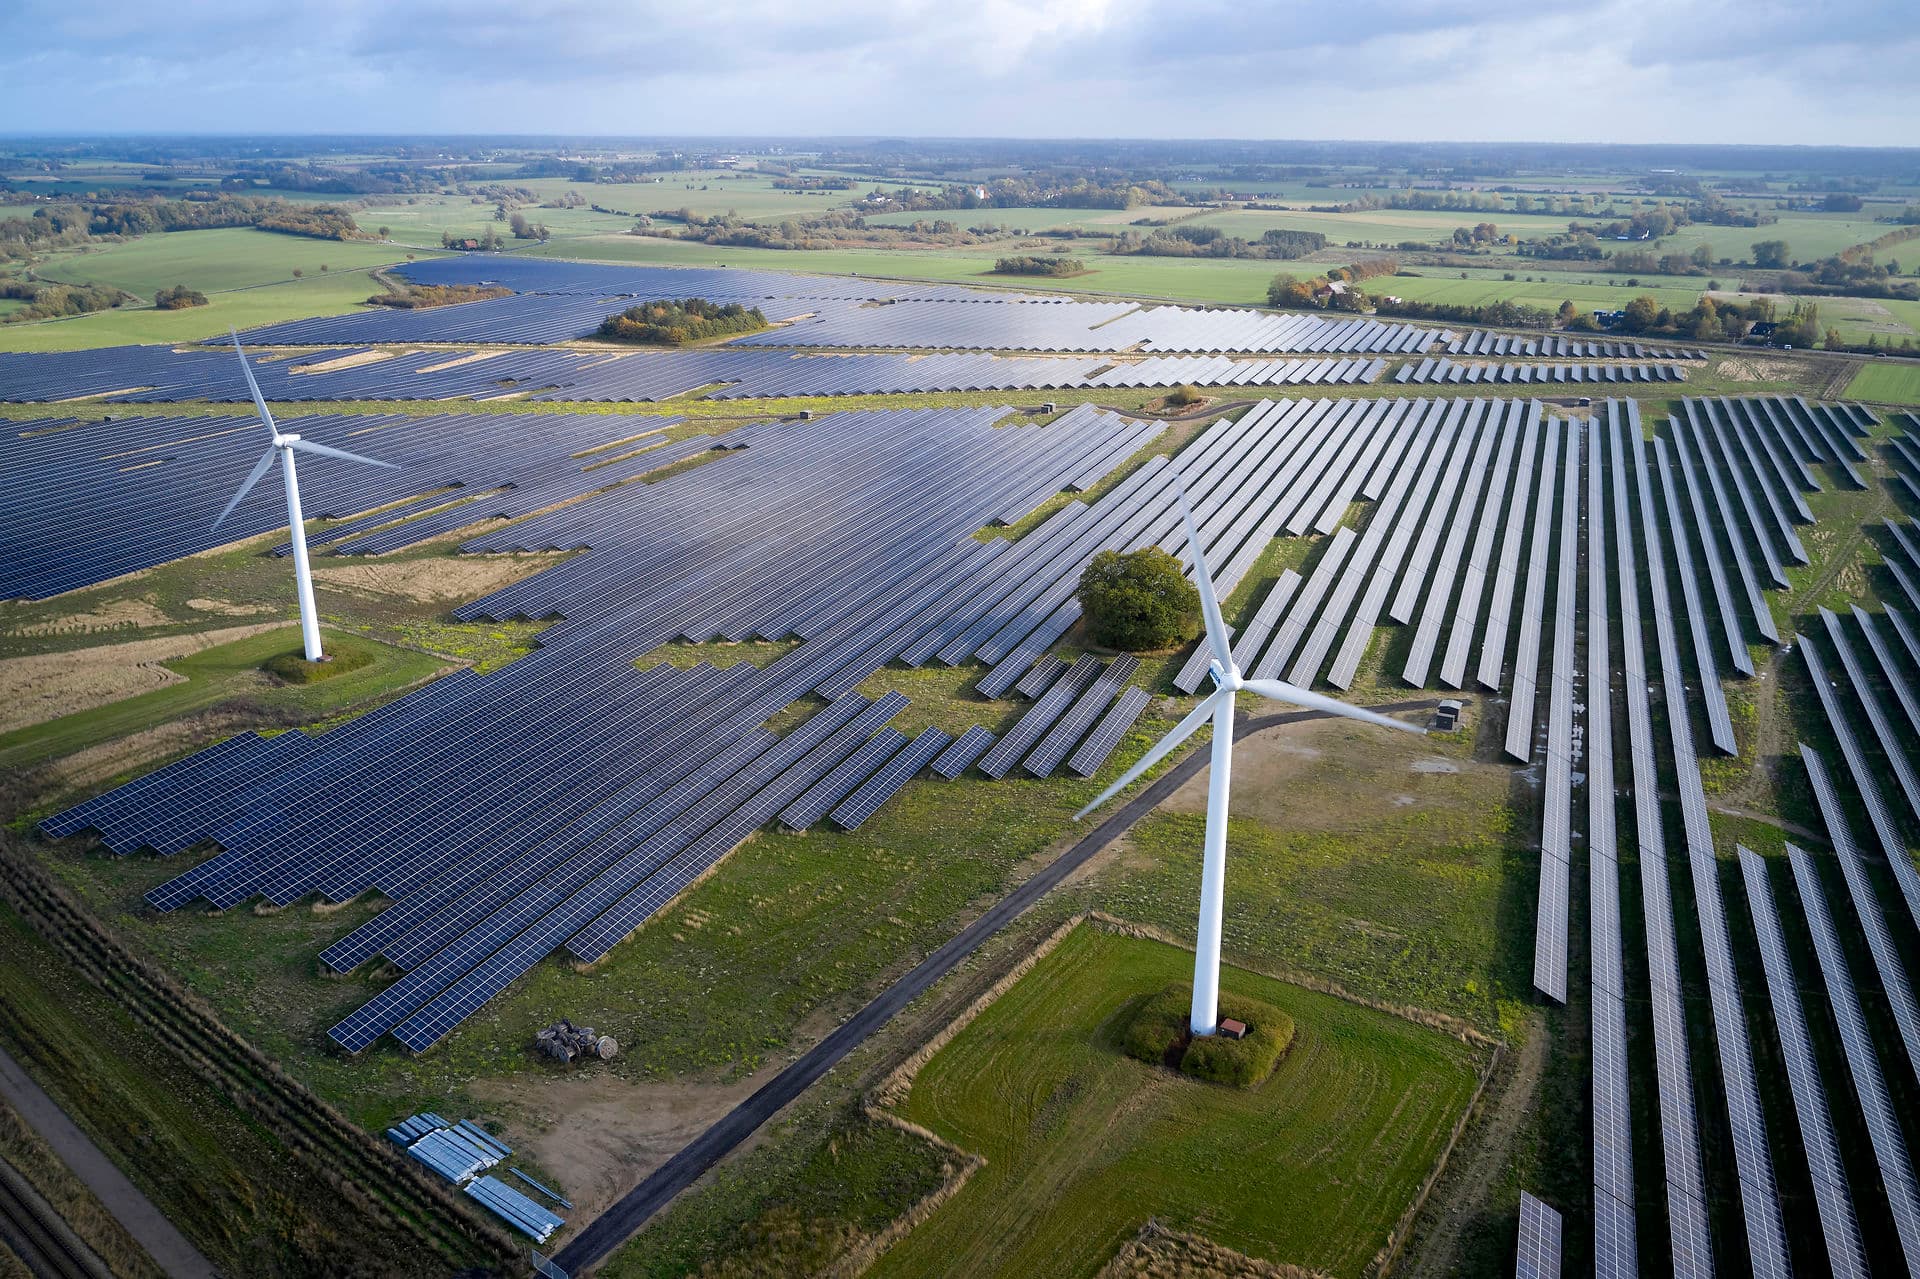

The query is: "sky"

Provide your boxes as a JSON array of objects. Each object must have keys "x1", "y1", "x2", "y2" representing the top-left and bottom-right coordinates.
[{"x1": 2, "y1": 0, "x2": 1916, "y2": 146}]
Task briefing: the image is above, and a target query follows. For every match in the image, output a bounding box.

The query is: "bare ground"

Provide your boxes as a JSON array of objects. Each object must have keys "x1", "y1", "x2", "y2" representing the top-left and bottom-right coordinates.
[
  {"x1": 1097, "y1": 1220, "x2": 1327, "y2": 1279},
  {"x1": 0, "y1": 623, "x2": 283, "y2": 734},
  {"x1": 1399, "y1": 1012, "x2": 1547, "y2": 1279},
  {"x1": 4, "y1": 595, "x2": 174, "y2": 639},
  {"x1": 1158, "y1": 715, "x2": 1505, "y2": 832},
  {"x1": 310, "y1": 553, "x2": 562, "y2": 605},
  {"x1": 469, "y1": 1070, "x2": 765, "y2": 1223}
]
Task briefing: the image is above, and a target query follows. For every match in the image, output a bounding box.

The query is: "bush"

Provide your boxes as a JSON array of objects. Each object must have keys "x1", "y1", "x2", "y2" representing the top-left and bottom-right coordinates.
[
  {"x1": 1163, "y1": 384, "x2": 1205, "y2": 407},
  {"x1": 599, "y1": 297, "x2": 769, "y2": 345},
  {"x1": 1078, "y1": 547, "x2": 1200, "y2": 651},
  {"x1": 1121, "y1": 983, "x2": 1295, "y2": 1088},
  {"x1": 1121, "y1": 984, "x2": 1192, "y2": 1065},
  {"x1": 993, "y1": 255, "x2": 1084, "y2": 277},
  {"x1": 153, "y1": 284, "x2": 207, "y2": 310},
  {"x1": 263, "y1": 639, "x2": 375, "y2": 684},
  {"x1": 1180, "y1": 992, "x2": 1294, "y2": 1088}
]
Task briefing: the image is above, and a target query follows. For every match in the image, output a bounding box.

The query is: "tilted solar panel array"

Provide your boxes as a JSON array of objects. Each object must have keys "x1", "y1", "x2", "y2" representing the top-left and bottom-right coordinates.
[
  {"x1": 735, "y1": 299, "x2": 1437, "y2": 354},
  {"x1": 0, "y1": 345, "x2": 1385, "y2": 406},
  {"x1": 1515, "y1": 1192, "x2": 1563, "y2": 1279},
  {"x1": 1445, "y1": 331, "x2": 1702, "y2": 359},
  {"x1": 1395, "y1": 359, "x2": 1687, "y2": 385},
  {"x1": 0, "y1": 409, "x2": 686, "y2": 600},
  {"x1": 1786, "y1": 843, "x2": 1920, "y2": 1272},
  {"x1": 1737, "y1": 846, "x2": 1870, "y2": 1279}
]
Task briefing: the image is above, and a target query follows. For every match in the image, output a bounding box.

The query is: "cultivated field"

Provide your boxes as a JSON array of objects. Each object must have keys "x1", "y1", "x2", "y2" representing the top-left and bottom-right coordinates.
[{"x1": 1846, "y1": 359, "x2": 1920, "y2": 404}]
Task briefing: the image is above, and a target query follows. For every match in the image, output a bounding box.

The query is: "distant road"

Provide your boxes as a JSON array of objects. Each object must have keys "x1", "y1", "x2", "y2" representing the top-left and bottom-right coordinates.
[
  {"x1": 0, "y1": 1047, "x2": 215, "y2": 1278},
  {"x1": 554, "y1": 697, "x2": 1439, "y2": 1275}
]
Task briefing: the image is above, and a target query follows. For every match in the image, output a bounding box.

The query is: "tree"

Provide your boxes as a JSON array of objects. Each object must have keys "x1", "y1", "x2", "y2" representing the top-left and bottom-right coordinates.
[
  {"x1": 1752, "y1": 239, "x2": 1791, "y2": 269},
  {"x1": 1690, "y1": 243, "x2": 1713, "y2": 270},
  {"x1": 1556, "y1": 299, "x2": 1577, "y2": 326},
  {"x1": 1266, "y1": 272, "x2": 1317, "y2": 308},
  {"x1": 1077, "y1": 548, "x2": 1200, "y2": 652},
  {"x1": 1621, "y1": 294, "x2": 1660, "y2": 333},
  {"x1": 377, "y1": 225, "x2": 391, "y2": 238},
  {"x1": 290, "y1": 267, "x2": 303, "y2": 278}
]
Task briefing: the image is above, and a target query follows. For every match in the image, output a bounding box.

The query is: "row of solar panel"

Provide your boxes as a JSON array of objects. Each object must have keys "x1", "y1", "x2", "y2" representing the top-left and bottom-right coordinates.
[
  {"x1": 1445, "y1": 329, "x2": 1703, "y2": 359},
  {"x1": 1394, "y1": 359, "x2": 1687, "y2": 385},
  {"x1": 0, "y1": 343, "x2": 1386, "y2": 406}
]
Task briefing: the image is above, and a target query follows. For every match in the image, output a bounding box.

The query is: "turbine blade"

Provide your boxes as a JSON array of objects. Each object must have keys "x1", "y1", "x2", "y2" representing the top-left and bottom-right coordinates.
[
  {"x1": 287, "y1": 437, "x2": 399, "y2": 469},
  {"x1": 228, "y1": 328, "x2": 278, "y2": 437},
  {"x1": 212, "y1": 447, "x2": 278, "y2": 531},
  {"x1": 1073, "y1": 688, "x2": 1225, "y2": 820},
  {"x1": 1239, "y1": 678, "x2": 1426, "y2": 735},
  {"x1": 1178, "y1": 485, "x2": 1233, "y2": 678}
]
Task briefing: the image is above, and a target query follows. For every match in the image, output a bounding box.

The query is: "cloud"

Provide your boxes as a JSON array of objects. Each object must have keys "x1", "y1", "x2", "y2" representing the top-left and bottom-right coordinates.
[{"x1": 0, "y1": 0, "x2": 1914, "y2": 144}]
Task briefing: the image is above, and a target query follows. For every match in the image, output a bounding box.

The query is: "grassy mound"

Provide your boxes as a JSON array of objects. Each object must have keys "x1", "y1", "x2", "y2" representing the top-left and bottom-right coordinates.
[
  {"x1": 1123, "y1": 982, "x2": 1295, "y2": 1088},
  {"x1": 263, "y1": 638, "x2": 375, "y2": 684}
]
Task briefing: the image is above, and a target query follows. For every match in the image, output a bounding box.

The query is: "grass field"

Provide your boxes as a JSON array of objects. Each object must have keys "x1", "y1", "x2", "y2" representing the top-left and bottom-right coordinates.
[
  {"x1": 31, "y1": 227, "x2": 422, "y2": 296},
  {"x1": 1382, "y1": 266, "x2": 1710, "y2": 315},
  {"x1": 0, "y1": 268, "x2": 398, "y2": 352},
  {"x1": 1846, "y1": 359, "x2": 1920, "y2": 404},
  {"x1": 0, "y1": 626, "x2": 445, "y2": 772},
  {"x1": 860, "y1": 205, "x2": 1193, "y2": 233},
  {"x1": 350, "y1": 192, "x2": 645, "y2": 248},
  {"x1": 517, "y1": 171, "x2": 852, "y2": 223},
  {"x1": 1643, "y1": 214, "x2": 1898, "y2": 266},
  {"x1": 874, "y1": 925, "x2": 1480, "y2": 1279}
]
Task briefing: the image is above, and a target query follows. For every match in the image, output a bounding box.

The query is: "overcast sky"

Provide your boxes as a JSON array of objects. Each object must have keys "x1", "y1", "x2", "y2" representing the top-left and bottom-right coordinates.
[{"x1": 3, "y1": 0, "x2": 1915, "y2": 146}]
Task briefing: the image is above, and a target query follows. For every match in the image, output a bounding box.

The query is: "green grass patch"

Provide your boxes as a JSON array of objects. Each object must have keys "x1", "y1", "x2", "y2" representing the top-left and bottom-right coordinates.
[
  {"x1": 0, "y1": 270, "x2": 396, "y2": 352},
  {"x1": 595, "y1": 1100, "x2": 950, "y2": 1279},
  {"x1": 0, "y1": 626, "x2": 443, "y2": 773},
  {"x1": 29, "y1": 227, "x2": 426, "y2": 297},
  {"x1": 874, "y1": 925, "x2": 1478, "y2": 1279},
  {"x1": 261, "y1": 636, "x2": 377, "y2": 683},
  {"x1": 1847, "y1": 360, "x2": 1920, "y2": 405}
]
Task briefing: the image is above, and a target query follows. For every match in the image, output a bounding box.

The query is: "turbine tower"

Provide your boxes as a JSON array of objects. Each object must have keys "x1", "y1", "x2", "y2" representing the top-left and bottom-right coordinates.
[
  {"x1": 212, "y1": 330, "x2": 398, "y2": 663},
  {"x1": 1075, "y1": 489, "x2": 1425, "y2": 1037}
]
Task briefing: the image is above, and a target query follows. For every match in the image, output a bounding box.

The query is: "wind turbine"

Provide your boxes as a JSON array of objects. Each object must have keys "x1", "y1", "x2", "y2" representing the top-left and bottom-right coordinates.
[
  {"x1": 212, "y1": 330, "x2": 398, "y2": 663},
  {"x1": 1074, "y1": 488, "x2": 1425, "y2": 1037}
]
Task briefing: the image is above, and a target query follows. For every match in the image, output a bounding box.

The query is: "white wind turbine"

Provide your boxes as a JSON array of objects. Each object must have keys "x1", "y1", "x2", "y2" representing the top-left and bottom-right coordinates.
[
  {"x1": 1075, "y1": 489, "x2": 1425, "y2": 1037},
  {"x1": 211, "y1": 330, "x2": 398, "y2": 663}
]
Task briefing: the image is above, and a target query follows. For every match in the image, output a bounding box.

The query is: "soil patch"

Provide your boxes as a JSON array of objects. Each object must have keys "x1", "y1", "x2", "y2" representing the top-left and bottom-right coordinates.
[
  {"x1": 1714, "y1": 356, "x2": 1801, "y2": 383},
  {"x1": 1159, "y1": 717, "x2": 1500, "y2": 831},
  {"x1": 310, "y1": 553, "x2": 561, "y2": 604},
  {"x1": 186, "y1": 598, "x2": 277, "y2": 617},
  {"x1": 469, "y1": 1070, "x2": 764, "y2": 1223},
  {"x1": 8, "y1": 595, "x2": 173, "y2": 638},
  {"x1": 0, "y1": 623, "x2": 283, "y2": 734}
]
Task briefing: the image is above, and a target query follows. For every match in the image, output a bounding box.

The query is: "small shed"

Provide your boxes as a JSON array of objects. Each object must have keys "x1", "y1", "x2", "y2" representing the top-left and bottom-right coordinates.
[
  {"x1": 1217, "y1": 1018, "x2": 1248, "y2": 1040},
  {"x1": 1434, "y1": 699, "x2": 1464, "y2": 732}
]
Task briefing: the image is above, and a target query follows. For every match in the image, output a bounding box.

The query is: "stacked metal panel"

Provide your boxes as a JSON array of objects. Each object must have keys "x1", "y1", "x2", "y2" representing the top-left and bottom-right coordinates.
[
  {"x1": 466, "y1": 1176, "x2": 565, "y2": 1243},
  {"x1": 1515, "y1": 1193, "x2": 1563, "y2": 1279}
]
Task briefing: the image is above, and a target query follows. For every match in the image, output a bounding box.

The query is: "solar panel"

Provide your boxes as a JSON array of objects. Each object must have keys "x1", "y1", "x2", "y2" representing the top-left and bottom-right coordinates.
[
  {"x1": 929, "y1": 726, "x2": 997, "y2": 780},
  {"x1": 1787, "y1": 844, "x2": 1920, "y2": 1270},
  {"x1": 1515, "y1": 1192, "x2": 1563, "y2": 1279},
  {"x1": 1738, "y1": 847, "x2": 1870, "y2": 1279},
  {"x1": 829, "y1": 728, "x2": 952, "y2": 831}
]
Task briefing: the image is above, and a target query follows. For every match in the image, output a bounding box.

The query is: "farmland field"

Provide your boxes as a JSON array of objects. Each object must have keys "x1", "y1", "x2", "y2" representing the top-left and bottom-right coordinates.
[
  {"x1": 860, "y1": 204, "x2": 1193, "y2": 232},
  {"x1": 1846, "y1": 359, "x2": 1920, "y2": 404},
  {"x1": 874, "y1": 924, "x2": 1480, "y2": 1279},
  {"x1": 31, "y1": 226, "x2": 424, "y2": 296},
  {"x1": 0, "y1": 269, "x2": 397, "y2": 351}
]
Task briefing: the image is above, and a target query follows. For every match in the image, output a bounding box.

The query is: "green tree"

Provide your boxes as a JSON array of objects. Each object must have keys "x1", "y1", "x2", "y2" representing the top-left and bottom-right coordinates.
[
  {"x1": 1621, "y1": 294, "x2": 1660, "y2": 333},
  {"x1": 1556, "y1": 299, "x2": 1577, "y2": 326},
  {"x1": 1077, "y1": 548, "x2": 1201, "y2": 652},
  {"x1": 1752, "y1": 239, "x2": 1791, "y2": 269},
  {"x1": 1690, "y1": 243, "x2": 1713, "y2": 270}
]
